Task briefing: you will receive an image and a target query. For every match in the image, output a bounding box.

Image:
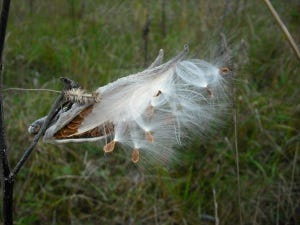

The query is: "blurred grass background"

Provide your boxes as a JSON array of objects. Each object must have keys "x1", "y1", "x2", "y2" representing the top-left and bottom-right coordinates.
[{"x1": 1, "y1": 0, "x2": 300, "y2": 224}]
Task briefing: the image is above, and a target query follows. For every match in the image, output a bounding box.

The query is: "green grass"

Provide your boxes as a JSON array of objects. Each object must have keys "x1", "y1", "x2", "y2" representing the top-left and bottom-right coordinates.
[{"x1": 1, "y1": 0, "x2": 300, "y2": 224}]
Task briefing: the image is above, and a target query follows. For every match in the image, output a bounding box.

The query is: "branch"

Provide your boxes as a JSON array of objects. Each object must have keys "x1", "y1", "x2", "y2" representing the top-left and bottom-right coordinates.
[
  {"x1": 9, "y1": 92, "x2": 64, "y2": 178},
  {"x1": 0, "y1": 1, "x2": 12, "y2": 224},
  {"x1": 0, "y1": 0, "x2": 11, "y2": 178},
  {"x1": 0, "y1": 0, "x2": 10, "y2": 61},
  {"x1": 10, "y1": 77, "x2": 79, "y2": 179}
]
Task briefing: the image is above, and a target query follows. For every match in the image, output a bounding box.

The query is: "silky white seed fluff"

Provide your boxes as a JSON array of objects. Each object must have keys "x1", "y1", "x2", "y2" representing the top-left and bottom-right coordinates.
[
  {"x1": 42, "y1": 52, "x2": 232, "y2": 165},
  {"x1": 88, "y1": 60, "x2": 228, "y2": 162}
]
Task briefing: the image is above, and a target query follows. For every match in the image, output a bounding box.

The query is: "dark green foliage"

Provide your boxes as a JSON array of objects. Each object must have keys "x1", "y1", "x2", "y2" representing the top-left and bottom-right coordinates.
[{"x1": 1, "y1": 0, "x2": 299, "y2": 224}]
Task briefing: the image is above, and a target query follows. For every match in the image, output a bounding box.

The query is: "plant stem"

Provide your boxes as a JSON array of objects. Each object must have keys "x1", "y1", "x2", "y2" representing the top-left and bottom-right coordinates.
[
  {"x1": 10, "y1": 77, "x2": 78, "y2": 178},
  {"x1": 0, "y1": 0, "x2": 10, "y2": 60},
  {"x1": 142, "y1": 9, "x2": 151, "y2": 67},
  {"x1": 262, "y1": 0, "x2": 300, "y2": 61},
  {"x1": 10, "y1": 92, "x2": 64, "y2": 178},
  {"x1": 3, "y1": 178, "x2": 14, "y2": 225},
  {"x1": 0, "y1": 0, "x2": 12, "y2": 224},
  {"x1": 161, "y1": 0, "x2": 166, "y2": 39}
]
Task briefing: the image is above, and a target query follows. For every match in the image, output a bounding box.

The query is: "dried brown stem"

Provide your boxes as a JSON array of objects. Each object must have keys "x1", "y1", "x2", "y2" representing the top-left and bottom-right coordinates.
[{"x1": 262, "y1": 0, "x2": 300, "y2": 61}]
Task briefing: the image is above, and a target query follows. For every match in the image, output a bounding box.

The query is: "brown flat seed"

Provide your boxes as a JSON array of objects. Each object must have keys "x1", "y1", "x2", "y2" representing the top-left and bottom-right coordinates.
[
  {"x1": 90, "y1": 127, "x2": 100, "y2": 137},
  {"x1": 67, "y1": 122, "x2": 80, "y2": 130},
  {"x1": 131, "y1": 148, "x2": 140, "y2": 163},
  {"x1": 206, "y1": 88, "x2": 213, "y2": 97},
  {"x1": 80, "y1": 105, "x2": 93, "y2": 117},
  {"x1": 220, "y1": 67, "x2": 230, "y2": 75},
  {"x1": 153, "y1": 90, "x2": 162, "y2": 97},
  {"x1": 62, "y1": 128, "x2": 76, "y2": 136},
  {"x1": 103, "y1": 140, "x2": 116, "y2": 153},
  {"x1": 71, "y1": 117, "x2": 83, "y2": 125},
  {"x1": 54, "y1": 105, "x2": 94, "y2": 139},
  {"x1": 54, "y1": 133, "x2": 64, "y2": 139},
  {"x1": 145, "y1": 131, "x2": 154, "y2": 143}
]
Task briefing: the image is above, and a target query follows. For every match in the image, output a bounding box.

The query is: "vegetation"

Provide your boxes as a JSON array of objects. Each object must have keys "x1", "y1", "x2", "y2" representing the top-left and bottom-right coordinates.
[{"x1": 1, "y1": 0, "x2": 299, "y2": 224}]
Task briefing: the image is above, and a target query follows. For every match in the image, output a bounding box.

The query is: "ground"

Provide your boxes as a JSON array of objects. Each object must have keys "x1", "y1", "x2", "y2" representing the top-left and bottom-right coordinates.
[{"x1": 1, "y1": 0, "x2": 300, "y2": 224}]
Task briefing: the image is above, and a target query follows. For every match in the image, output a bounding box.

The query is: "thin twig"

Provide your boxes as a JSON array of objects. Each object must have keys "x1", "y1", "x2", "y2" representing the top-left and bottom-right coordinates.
[
  {"x1": 262, "y1": 0, "x2": 300, "y2": 61},
  {"x1": 213, "y1": 188, "x2": 220, "y2": 225},
  {"x1": 290, "y1": 143, "x2": 298, "y2": 196},
  {"x1": 233, "y1": 101, "x2": 243, "y2": 225},
  {"x1": 161, "y1": 0, "x2": 166, "y2": 39},
  {"x1": 142, "y1": 9, "x2": 151, "y2": 67},
  {"x1": 219, "y1": 33, "x2": 243, "y2": 224},
  {"x1": 220, "y1": 33, "x2": 243, "y2": 225},
  {"x1": 9, "y1": 92, "x2": 64, "y2": 178},
  {"x1": 2, "y1": 87, "x2": 60, "y2": 93},
  {"x1": 230, "y1": 57, "x2": 243, "y2": 225},
  {"x1": 10, "y1": 77, "x2": 79, "y2": 178}
]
